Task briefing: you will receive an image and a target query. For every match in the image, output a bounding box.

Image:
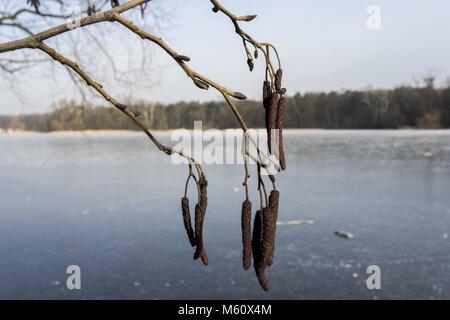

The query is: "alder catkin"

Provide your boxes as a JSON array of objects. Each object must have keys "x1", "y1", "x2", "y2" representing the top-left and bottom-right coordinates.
[
  {"x1": 193, "y1": 204, "x2": 204, "y2": 260},
  {"x1": 263, "y1": 81, "x2": 272, "y2": 109},
  {"x1": 276, "y1": 97, "x2": 287, "y2": 170},
  {"x1": 267, "y1": 190, "x2": 280, "y2": 266},
  {"x1": 194, "y1": 181, "x2": 208, "y2": 266},
  {"x1": 254, "y1": 264, "x2": 271, "y2": 292},
  {"x1": 241, "y1": 200, "x2": 252, "y2": 271},
  {"x1": 275, "y1": 69, "x2": 284, "y2": 94},
  {"x1": 194, "y1": 203, "x2": 202, "y2": 237},
  {"x1": 261, "y1": 207, "x2": 274, "y2": 267},
  {"x1": 267, "y1": 93, "x2": 279, "y2": 154},
  {"x1": 252, "y1": 211, "x2": 271, "y2": 291},
  {"x1": 268, "y1": 93, "x2": 279, "y2": 129},
  {"x1": 252, "y1": 211, "x2": 263, "y2": 265},
  {"x1": 200, "y1": 249, "x2": 209, "y2": 266},
  {"x1": 269, "y1": 190, "x2": 280, "y2": 221},
  {"x1": 181, "y1": 197, "x2": 195, "y2": 247}
]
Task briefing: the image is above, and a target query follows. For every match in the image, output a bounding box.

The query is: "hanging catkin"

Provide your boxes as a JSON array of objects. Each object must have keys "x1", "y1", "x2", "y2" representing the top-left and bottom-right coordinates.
[
  {"x1": 266, "y1": 190, "x2": 280, "y2": 266},
  {"x1": 267, "y1": 93, "x2": 279, "y2": 154},
  {"x1": 263, "y1": 81, "x2": 272, "y2": 109},
  {"x1": 261, "y1": 207, "x2": 274, "y2": 267},
  {"x1": 194, "y1": 180, "x2": 208, "y2": 266},
  {"x1": 276, "y1": 97, "x2": 287, "y2": 170},
  {"x1": 193, "y1": 204, "x2": 203, "y2": 257},
  {"x1": 181, "y1": 197, "x2": 195, "y2": 247},
  {"x1": 275, "y1": 69, "x2": 286, "y2": 95},
  {"x1": 269, "y1": 190, "x2": 280, "y2": 222},
  {"x1": 241, "y1": 200, "x2": 252, "y2": 271},
  {"x1": 252, "y1": 210, "x2": 271, "y2": 291}
]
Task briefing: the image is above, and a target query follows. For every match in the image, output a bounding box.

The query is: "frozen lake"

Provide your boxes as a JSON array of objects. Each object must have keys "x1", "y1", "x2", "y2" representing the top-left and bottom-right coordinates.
[{"x1": 0, "y1": 130, "x2": 449, "y2": 299}]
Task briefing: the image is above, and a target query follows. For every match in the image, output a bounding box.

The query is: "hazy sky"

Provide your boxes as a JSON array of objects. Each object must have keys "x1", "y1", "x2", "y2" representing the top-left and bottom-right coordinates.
[{"x1": 1, "y1": 0, "x2": 450, "y2": 114}]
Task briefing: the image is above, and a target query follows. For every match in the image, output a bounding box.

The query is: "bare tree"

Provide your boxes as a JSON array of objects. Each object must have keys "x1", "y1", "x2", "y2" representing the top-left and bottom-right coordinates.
[
  {"x1": 0, "y1": 0, "x2": 287, "y2": 291},
  {"x1": 0, "y1": 0, "x2": 172, "y2": 101}
]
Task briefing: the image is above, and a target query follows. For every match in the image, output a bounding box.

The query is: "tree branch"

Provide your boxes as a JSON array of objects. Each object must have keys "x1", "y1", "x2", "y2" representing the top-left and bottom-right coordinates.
[
  {"x1": 35, "y1": 41, "x2": 206, "y2": 179},
  {"x1": 0, "y1": 0, "x2": 151, "y2": 54},
  {"x1": 113, "y1": 12, "x2": 277, "y2": 170}
]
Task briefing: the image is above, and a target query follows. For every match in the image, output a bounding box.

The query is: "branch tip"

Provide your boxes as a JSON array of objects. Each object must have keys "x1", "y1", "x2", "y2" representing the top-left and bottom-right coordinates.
[
  {"x1": 175, "y1": 55, "x2": 191, "y2": 62},
  {"x1": 231, "y1": 92, "x2": 247, "y2": 100},
  {"x1": 193, "y1": 78, "x2": 209, "y2": 90}
]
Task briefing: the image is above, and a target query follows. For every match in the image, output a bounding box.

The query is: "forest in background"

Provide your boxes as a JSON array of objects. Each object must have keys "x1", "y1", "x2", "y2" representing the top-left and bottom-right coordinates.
[{"x1": 1, "y1": 81, "x2": 450, "y2": 131}]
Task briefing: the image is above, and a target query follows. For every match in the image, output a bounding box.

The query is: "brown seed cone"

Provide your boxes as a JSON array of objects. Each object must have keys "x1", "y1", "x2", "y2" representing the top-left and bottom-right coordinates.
[
  {"x1": 266, "y1": 190, "x2": 280, "y2": 266},
  {"x1": 181, "y1": 197, "x2": 195, "y2": 247},
  {"x1": 275, "y1": 69, "x2": 283, "y2": 94},
  {"x1": 241, "y1": 200, "x2": 253, "y2": 271},
  {"x1": 261, "y1": 207, "x2": 275, "y2": 267},
  {"x1": 252, "y1": 211, "x2": 271, "y2": 291},
  {"x1": 276, "y1": 97, "x2": 287, "y2": 170},
  {"x1": 267, "y1": 93, "x2": 279, "y2": 154}
]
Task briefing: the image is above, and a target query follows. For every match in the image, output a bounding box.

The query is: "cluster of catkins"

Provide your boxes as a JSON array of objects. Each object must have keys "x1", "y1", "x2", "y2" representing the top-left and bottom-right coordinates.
[
  {"x1": 264, "y1": 69, "x2": 287, "y2": 171},
  {"x1": 241, "y1": 189, "x2": 279, "y2": 291},
  {"x1": 238, "y1": 69, "x2": 286, "y2": 291},
  {"x1": 181, "y1": 177, "x2": 209, "y2": 266}
]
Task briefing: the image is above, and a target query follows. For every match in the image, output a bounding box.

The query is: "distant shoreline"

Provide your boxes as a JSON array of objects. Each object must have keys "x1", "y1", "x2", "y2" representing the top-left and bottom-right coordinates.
[
  {"x1": 2, "y1": 128, "x2": 450, "y2": 134},
  {"x1": 1, "y1": 85, "x2": 449, "y2": 131}
]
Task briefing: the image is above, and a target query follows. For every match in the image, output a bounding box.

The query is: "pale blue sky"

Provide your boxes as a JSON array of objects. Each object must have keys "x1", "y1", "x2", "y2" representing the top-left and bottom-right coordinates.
[{"x1": 1, "y1": 0, "x2": 450, "y2": 114}]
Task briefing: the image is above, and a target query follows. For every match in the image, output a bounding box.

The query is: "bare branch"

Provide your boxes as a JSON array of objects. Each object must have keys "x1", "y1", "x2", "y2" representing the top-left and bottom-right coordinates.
[
  {"x1": 35, "y1": 41, "x2": 206, "y2": 178},
  {"x1": 0, "y1": 0, "x2": 150, "y2": 53},
  {"x1": 0, "y1": 0, "x2": 286, "y2": 291}
]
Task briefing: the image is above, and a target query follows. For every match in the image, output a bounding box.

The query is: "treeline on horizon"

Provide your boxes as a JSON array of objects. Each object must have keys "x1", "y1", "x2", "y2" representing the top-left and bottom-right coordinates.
[{"x1": 1, "y1": 82, "x2": 450, "y2": 131}]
